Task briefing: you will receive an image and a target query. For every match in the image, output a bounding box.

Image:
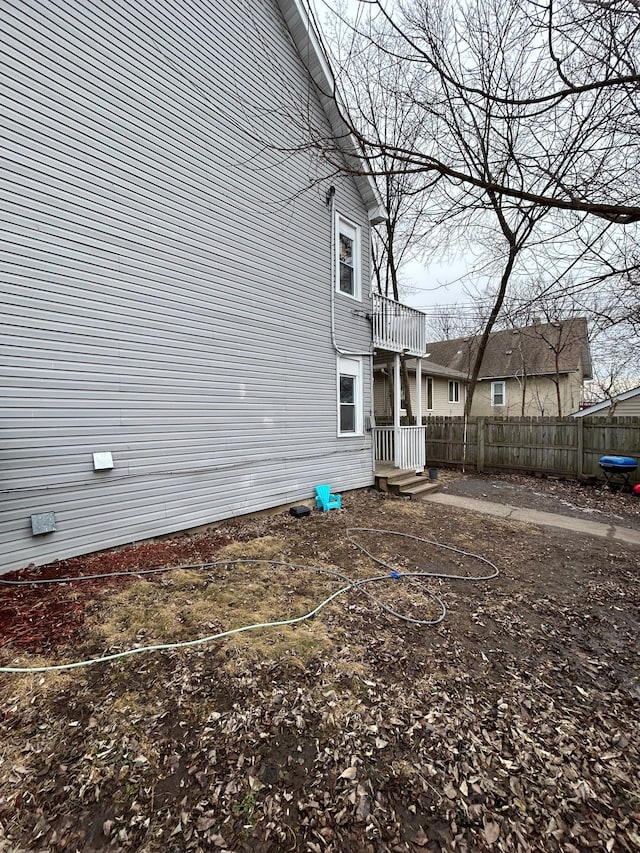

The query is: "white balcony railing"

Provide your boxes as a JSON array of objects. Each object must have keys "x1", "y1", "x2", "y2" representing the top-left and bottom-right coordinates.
[
  {"x1": 371, "y1": 292, "x2": 427, "y2": 356},
  {"x1": 373, "y1": 426, "x2": 426, "y2": 471}
]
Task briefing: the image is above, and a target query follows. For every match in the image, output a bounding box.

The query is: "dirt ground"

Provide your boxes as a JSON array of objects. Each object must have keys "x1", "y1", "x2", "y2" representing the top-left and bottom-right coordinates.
[{"x1": 1, "y1": 482, "x2": 639, "y2": 852}]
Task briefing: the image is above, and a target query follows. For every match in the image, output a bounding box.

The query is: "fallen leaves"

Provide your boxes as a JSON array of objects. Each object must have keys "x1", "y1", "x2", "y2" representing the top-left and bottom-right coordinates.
[{"x1": 1, "y1": 488, "x2": 639, "y2": 851}]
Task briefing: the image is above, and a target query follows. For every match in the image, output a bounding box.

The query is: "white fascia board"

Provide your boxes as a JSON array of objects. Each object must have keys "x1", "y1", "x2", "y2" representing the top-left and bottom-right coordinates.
[{"x1": 276, "y1": 0, "x2": 386, "y2": 223}]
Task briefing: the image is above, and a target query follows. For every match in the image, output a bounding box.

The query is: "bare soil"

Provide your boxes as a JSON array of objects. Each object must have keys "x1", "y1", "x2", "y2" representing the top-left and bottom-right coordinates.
[{"x1": 1, "y1": 485, "x2": 639, "y2": 852}]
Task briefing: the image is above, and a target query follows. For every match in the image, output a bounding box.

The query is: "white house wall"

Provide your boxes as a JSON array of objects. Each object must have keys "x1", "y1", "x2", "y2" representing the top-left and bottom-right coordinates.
[{"x1": 0, "y1": 0, "x2": 374, "y2": 572}]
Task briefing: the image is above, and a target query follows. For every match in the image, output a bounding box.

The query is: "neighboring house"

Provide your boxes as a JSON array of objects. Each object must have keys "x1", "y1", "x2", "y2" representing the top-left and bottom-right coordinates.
[
  {"x1": 573, "y1": 385, "x2": 640, "y2": 418},
  {"x1": 423, "y1": 319, "x2": 592, "y2": 417},
  {"x1": 1, "y1": 0, "x2": 429, "y2": 572},
  {"x1": 374, "y1": 358, "x2": 468, "y2": 419}
]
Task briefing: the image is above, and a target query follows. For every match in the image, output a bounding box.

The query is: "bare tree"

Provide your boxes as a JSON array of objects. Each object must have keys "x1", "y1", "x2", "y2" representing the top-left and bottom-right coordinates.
[
  {"x1": 588, "y1": 330, "x2": 639, "y2": 407},
  {"x1": 424, "y1": 303, "x2": 487, "y2": 341},
  {"x1": 300, "y1": 0, "x2": 640, "y2": 412},
  {"x1": 314, "y1": 0, "x2": 640, "y2": 222}
]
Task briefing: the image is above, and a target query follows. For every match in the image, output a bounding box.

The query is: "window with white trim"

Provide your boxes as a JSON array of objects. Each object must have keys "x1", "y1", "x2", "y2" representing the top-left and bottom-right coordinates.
[
  {"x1": 426, "y1": 376, "x2": 434, "y2": 410},
  {"x1": 336, "y1": 214, "x2": 360, "y2": 300},
  {"x1": 491, "y1": 380, "x2": 506, "y2": 406},
  {"x1": 448, "y1": 380, "x2": 460, "y2": 404},
  {"x1": 337, "y1": 357, "x2": 363, "y2": 435}
]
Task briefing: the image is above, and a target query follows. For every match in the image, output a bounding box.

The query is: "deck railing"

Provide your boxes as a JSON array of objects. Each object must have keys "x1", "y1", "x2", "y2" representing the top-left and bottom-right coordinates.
[
  {"x1": 373, "y1": 425, "x2": 426, "y2": 471},
  {"x1": 371, "y1": 292, "x2": 427, "y2": 356}
]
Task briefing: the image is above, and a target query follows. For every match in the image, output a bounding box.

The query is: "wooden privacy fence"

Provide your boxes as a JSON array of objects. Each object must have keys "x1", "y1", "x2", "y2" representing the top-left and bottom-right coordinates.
[{"x1": 424, "y1": 416, "x2": 640, "y2": 482}]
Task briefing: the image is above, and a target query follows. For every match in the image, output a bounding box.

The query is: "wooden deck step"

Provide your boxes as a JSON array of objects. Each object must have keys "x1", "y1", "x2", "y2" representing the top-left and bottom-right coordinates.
[
  {"x1": 374, "y1": 468, "x2": 442, "y2": 499},
  {"x1": 399, "y1": 480, "x2": 441, "y2": 498}
]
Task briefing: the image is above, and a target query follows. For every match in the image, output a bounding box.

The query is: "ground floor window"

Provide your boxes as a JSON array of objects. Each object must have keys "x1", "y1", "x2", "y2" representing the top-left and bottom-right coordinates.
[
  {"x1": 491, "y1": 380, "x2": 506, "y2": 406},
  {"x1": 338, "y1": 357, "x2": 363, "y2": 435},
  {"x1": 426, "y1": 376, "x2": 433, "y2": 410},
  {"x1": 448, "y1": 380, "x2": 460, "y2": 404}
]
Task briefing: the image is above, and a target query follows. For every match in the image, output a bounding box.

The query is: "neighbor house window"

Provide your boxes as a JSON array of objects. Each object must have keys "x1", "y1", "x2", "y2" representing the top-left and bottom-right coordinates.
[
  {"x1": 491, "y1": 381, "x2": 506, "y2": 406},
  {"x1": 337, "y1": 357, "x2": 363, "y2": 435},
  {"x1": 426, "y1": 376, "x2": 433, "y2": 410},
  {"x1": 448, "y1": 380, "x2": 460, "y2": 403},
  {"x1": 336, "y1": 214, "x2": 360, "y2": 299}
]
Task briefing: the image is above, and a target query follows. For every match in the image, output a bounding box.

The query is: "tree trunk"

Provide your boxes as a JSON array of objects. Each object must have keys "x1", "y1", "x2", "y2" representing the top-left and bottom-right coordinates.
[{"x1": 464, "y1": 242, "x2": 519, "y2": 418}]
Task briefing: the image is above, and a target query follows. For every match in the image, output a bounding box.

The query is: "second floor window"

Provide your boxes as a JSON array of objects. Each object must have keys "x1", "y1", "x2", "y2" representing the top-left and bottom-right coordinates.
[{"x1": 336, "y1": 214, "x2": 360, "y2": 299}]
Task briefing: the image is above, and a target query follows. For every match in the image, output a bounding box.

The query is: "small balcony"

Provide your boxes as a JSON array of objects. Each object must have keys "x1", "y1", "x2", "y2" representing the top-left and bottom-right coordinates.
[{"x1": 371, "y1": 292, "x2": 427, "y2": 357}]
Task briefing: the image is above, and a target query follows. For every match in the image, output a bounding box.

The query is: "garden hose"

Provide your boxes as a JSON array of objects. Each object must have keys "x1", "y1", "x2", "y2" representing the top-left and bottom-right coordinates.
[{"x1": 0, "y1": 529, "x2": 498, "y2": 673}]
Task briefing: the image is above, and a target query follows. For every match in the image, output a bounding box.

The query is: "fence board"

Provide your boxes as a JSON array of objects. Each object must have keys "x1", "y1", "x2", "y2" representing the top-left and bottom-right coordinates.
[{"x1": 425, "y1": 416, "x2": 640, "y2": 484}]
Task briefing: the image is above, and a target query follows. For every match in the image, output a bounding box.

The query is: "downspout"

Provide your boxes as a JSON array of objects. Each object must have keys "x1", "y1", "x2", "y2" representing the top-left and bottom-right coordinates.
[
  {"x1": 326, "y1": 186, "x2": 375, "y2": 470},
  {"x1": 327, "y1": 186, "x2": 372, "y2": 359}
]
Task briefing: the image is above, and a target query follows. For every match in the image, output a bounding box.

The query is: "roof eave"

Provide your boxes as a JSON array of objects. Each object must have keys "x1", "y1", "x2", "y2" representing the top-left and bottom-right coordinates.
[{"x1": 275, "y1": 0, "x2": 386, "y2": 223}]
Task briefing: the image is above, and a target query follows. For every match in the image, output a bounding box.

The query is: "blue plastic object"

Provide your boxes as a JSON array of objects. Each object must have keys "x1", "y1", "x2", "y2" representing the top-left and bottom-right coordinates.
[
  {"x1": 599, "y1": 455, "x2": 638, "y2": 491},
  {"x1": 599, "y1": 456, "x2": 637, "y2": 471},
  {"x1": 315, "y1": 484, "x2": 342, "y2": 511},
  {"x1": 390, "y1": 570, "x2": 401, "y2": 579}
]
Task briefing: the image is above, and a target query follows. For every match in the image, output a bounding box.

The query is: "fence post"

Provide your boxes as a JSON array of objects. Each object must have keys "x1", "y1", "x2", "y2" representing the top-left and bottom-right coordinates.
[
  {"x1": 477, "y1": 417, "x2": 485, "y2": 473},
  {"x1": 576, "y1": 416, "x2": 583, "y2": 479}
]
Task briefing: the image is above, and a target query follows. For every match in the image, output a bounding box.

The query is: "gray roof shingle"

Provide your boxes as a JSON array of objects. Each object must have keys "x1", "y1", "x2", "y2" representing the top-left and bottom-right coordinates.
[{"x1": 424, "y1": 318, "x2": 592, "y2": 380}]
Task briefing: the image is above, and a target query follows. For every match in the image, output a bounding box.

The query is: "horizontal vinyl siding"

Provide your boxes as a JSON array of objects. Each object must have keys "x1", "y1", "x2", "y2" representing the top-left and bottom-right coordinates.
[
  {"x1": 0, "y1": 452, "x2": 374, "y2": 568},
  {"x1": 614, "y1": 397, "x2": 640, "y2": 417},
  {"x1": 1, "y1": 0, "x2": 374, "y2": 572},
  {"x1": 587, "y1": 397, "x2": 640, "y2": 418}
]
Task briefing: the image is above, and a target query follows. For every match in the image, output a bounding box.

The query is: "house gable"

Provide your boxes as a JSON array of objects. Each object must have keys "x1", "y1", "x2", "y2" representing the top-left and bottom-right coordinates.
[{"x1": 0, "y1": 0, "x2": 378, "y2": 572}]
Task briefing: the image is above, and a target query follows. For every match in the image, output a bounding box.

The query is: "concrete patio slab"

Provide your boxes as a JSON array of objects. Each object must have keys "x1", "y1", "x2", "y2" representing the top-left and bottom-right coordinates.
[{"x1": 421, "y1": 492, "x2": 640, "y2": 547}]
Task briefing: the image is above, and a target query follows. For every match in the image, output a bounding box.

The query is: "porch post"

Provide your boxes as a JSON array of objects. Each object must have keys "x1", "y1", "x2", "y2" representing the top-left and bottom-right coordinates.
[
  {"x1": 416, "y1": 357, "x2": 424, "y2": 472},
  {"x1": 393, "y1": 353, "x2": 401, "y2": 467},
  {"x1": 415, "y1": 358, "x2": 422, "y2": 426}
]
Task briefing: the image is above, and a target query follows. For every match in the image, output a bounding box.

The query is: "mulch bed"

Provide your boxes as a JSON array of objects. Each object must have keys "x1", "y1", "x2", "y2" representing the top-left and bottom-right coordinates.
[{"x1": 0, "y1": 534, "x2": 229, "y2": 654}]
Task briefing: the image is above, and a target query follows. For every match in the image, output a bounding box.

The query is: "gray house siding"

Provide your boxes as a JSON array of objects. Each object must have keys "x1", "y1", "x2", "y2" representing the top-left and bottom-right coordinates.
[{"x1": 1, "y1": 0, "x2": 376, "y2": 572}]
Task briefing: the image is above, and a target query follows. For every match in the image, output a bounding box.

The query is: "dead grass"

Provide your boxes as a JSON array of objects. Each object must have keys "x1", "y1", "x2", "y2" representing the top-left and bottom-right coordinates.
[
  {"x1": 84, "y1": 538, "x2": 349, "y2": 670},
  {"x1": 3, "y1": 662, "x2": 75, "y2": 705}
]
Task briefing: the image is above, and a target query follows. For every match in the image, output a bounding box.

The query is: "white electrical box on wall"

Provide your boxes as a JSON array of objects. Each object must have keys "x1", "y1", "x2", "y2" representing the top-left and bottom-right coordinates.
[{"x1": 93, "y1": 451, "x2": 114, "y2": 471}]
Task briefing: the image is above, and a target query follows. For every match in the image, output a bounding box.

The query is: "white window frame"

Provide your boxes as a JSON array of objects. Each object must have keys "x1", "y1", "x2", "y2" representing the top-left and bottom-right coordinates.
[
  {"x1": 337, "y1": 356, "x2": 363, "y2": 436},
  {"x1": 335, "y1": 213, "x2": 361, "y2": 301},
  {"x1": 491, "y1": 380, "x2": 506, "y2": 407},
  {"x1": 426, "y1": 376, "x2": 434, "y2": 411},
  {"x1": 448, "y1": 380, "x2": 460, "y2": 404}
]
